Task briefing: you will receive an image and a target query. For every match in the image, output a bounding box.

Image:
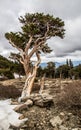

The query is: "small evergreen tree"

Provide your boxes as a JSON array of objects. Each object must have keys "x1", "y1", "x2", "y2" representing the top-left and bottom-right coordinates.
[
  {"x1": 46, "y1": 62, "x2": 55, "y2": 78},
  {"x1": 69, "y1": 59, "x2": 73, "y2": 68},
  {"x1": 66, "y1": 59, "x2": 69, "y2": 66},
  {"x1": 0, "y1": 55, "x2": 14, "y2": 79}
]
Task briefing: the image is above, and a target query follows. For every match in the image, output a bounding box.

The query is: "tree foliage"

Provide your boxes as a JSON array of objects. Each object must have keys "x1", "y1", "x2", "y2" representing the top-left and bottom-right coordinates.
[
  {"x1": 0, "y1": 55, "x2": 25, "y2": 79},
  {"x1": 37, "y1": 60, "x2": 81, "y2": 79},
  {"x1": 0, "y1": 55, "x2": 14, "y2": 79},
  {"x1": 5, "y1": 13, "x2": 65, "y2": 57}
]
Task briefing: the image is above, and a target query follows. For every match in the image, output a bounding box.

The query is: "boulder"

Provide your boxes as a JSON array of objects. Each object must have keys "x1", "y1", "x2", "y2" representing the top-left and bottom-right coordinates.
[{"x1": 50, "y1": 116, "x2": 62, "y2": 127}]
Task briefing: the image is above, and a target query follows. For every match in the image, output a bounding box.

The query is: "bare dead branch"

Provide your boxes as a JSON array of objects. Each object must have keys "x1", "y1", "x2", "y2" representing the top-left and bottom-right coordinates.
[
  {"x1": 9, "y1": 39, "x2": 23, "y2": 52},
  {"x1": 25, "y1": 36, "x2": 33, "y2": 53},
  {"x1": 35, "y1": 22, "x2": 49, "y2": 44},
  {"x1": 19, "y1": 58, "x2": 24, "y2": 64},
  {"x1": 9, "y1": 39, "x2": 25, "y2": 61},
  {"x1": 28, "y1": 40, "x2": 45, "y2": 58},
  {"x1": 39, "y1": 74, "x2": 45, "y2": 94},
  {"x1": 45, "y1": 22, "x2": 49, "y2": 37},
  {"x1": 34, "y1": 51, "x2": 41, "y2": 67},
  {"x1": 28, "y1": 22, "x2": 49, "y2": 58},
  {"x1": 9, "y1": 55, "x2": 19, "y2": 61}
]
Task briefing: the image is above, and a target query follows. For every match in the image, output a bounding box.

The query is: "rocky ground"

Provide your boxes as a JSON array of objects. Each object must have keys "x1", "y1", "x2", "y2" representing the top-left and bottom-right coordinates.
[{"x1": 0, "y1": 78, "x2": 81, "y2": 130}]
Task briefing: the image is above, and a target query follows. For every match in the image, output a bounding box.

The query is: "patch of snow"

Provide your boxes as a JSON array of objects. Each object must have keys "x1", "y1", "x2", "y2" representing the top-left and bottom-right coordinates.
[
  {"x1": 14, "y1": 73, "x2": 24, "y2": 79},
  {"x1": 0, "y1": 99, "x2": 28, "y2": 130}
]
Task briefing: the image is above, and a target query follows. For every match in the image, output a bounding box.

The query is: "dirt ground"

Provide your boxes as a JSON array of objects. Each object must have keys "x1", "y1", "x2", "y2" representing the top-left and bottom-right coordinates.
[{"x1": 0, "y1": 78, "x2": 81, "y2": 130}]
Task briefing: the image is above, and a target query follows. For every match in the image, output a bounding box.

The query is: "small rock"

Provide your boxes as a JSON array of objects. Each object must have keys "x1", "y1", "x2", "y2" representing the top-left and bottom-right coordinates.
[
  {"x1": 68, "y1": 113, "x2": 72, "y2": 116},
  {"x1": 59, "y1": 125, "x2": 68, "y2": 130},
  {"x1": 72, "y1": 128, "x2": 80, "y2": 130},
  {"x1": 19, "y1": 114, "x2": 25, "y2": 120},
  {"x1": 50, "y1": 116, "x2": 62, "y2": 127},
  {"x1": 59, "y1": 112, "x2": 65, "y2": 119}
]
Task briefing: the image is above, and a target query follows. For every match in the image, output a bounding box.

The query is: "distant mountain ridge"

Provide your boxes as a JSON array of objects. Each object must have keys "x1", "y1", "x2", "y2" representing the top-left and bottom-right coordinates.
[{"x1": 40, "y1": 61, "x2": 81, "y2": 68}]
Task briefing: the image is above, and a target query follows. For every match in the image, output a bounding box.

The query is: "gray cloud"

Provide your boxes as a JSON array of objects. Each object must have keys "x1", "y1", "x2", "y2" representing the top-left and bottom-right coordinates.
[{"x1": 0, "y1": 0, "x2": 81, "y2": 62}]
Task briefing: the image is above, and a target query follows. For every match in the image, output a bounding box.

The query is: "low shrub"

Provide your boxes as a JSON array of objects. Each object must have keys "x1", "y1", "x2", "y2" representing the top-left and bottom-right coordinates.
[
  {"x1": 0, "y1": 84, "x2": 21, "y2": 99},
  {"x1": 56, "y1": 81, "x2": 81, "y2": 109}
]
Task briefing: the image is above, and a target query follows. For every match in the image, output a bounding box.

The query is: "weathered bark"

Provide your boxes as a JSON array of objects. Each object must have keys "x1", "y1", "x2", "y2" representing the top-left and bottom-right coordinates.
[
  {"x1": 39, "y1": 74, "x2": 45, "y2": 94},
  {"x1": 23, "y1": 60, "x2": 30, "y2": 76},
  {"x1": 18, "y1": 52, "x2": 41, "y2": 102}
]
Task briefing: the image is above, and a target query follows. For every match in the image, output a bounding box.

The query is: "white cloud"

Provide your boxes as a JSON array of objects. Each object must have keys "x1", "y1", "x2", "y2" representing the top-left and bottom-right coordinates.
[{"x1": 0, "y1": 0, "x2": 81, "y2": 62}]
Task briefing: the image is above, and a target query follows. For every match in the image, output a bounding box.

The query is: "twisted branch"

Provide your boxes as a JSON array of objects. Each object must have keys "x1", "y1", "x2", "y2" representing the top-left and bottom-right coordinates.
[
  {"x1": 9, "y1": 39, "x2": 25, "y2": 61},
  {"x1": 25, "y1": 36, "x2": 33, "y2": 54},
  {"x1": 35, "y1": 22, "x2": 49, "y2": 44}
]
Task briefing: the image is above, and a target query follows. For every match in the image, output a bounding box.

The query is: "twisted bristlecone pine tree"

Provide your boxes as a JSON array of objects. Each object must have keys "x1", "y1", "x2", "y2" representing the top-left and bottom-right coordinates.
[{"x1": 5, "y1": 13, "x2": 65, "y2": 101}]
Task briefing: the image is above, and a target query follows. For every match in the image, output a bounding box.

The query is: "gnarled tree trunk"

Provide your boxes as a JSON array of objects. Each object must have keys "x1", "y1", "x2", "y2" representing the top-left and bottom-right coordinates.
[{"x1": 18, "y1": 52, "x2": 41, "y2": 102}]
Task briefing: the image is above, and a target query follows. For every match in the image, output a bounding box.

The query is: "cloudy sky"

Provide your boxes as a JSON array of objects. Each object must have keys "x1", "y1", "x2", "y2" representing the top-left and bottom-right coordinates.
[{"x1": 0, "y1": 0, "x2": 81, "y2": 62}]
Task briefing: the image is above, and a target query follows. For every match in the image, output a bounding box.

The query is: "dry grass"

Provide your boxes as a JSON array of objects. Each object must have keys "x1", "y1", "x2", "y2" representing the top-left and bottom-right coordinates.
[
  {"x1": 0, "y1": 83, "x2": 21, "y2": 99},
  {"x1": 56, "y1": 80, "x2": 81, "y2": 109},
  {"x1": 0, "y1": 78, "x2": 41, "y2": 99}
]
